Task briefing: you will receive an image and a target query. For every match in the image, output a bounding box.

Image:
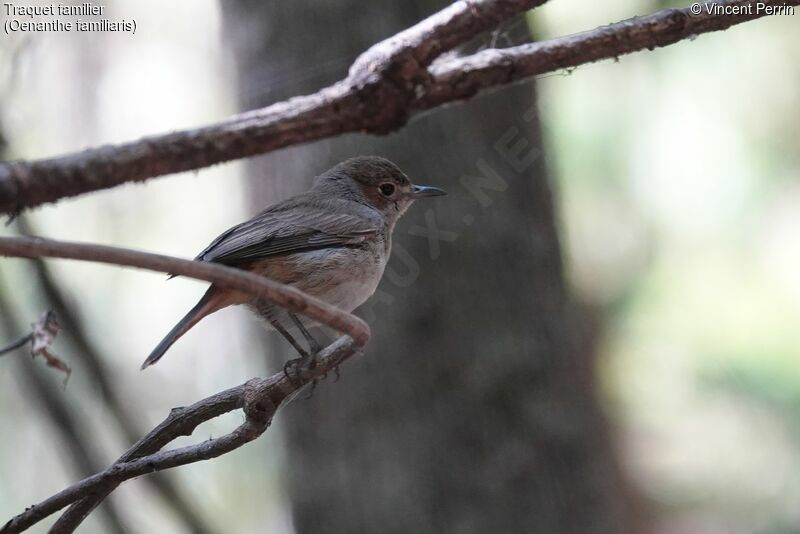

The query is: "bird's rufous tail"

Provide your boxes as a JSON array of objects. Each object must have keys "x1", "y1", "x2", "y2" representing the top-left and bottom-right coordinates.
[{"x1": 141, "y1": 288, "x2": 236, "y2": 370}]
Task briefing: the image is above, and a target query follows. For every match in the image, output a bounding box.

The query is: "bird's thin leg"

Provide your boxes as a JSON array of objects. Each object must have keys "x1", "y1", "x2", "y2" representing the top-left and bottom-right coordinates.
[
  {"x1": 288, "y1": 312, "x2": 322, "y2": 354},
  {"x1": 293, "y1": 320, "x2": 341, "y2": 382},
  {"x1": 286, "y1": 314, "x2": 325, "y2": 396},
  {"x1": 268, "y1": 316, "x2": 309, "y2": 359},
  {"x1": 267, "y1": 315, "x2": 313, "y2": 385}
]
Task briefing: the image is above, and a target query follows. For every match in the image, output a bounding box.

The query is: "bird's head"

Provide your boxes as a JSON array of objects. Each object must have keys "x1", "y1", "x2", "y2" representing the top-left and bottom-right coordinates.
[{"x1": 315, "y1": 156, "x2": 446, "y2": 220}]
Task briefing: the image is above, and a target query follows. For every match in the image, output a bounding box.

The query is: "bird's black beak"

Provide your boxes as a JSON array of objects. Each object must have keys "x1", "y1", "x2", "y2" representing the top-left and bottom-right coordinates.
[{"x1": 412, "y1": 185, "x2": 447, "y2": 198}]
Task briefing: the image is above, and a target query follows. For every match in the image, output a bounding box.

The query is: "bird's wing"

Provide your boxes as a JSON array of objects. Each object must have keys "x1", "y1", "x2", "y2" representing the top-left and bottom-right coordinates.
[{"x1": 195, "y1": 203, "x2": 380, "y2": 265}]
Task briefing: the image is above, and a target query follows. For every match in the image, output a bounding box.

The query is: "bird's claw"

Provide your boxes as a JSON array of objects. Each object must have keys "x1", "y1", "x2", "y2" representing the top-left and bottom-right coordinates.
[
  {"x1": 282, "y1": 357, "x2": 304, "y2": 385},
  {"x1": 303, "y1": 377, "x2": 320, "y2": 400},
  {"x1": 282, "y1": 349, "x2": 320, "y2": 387}
]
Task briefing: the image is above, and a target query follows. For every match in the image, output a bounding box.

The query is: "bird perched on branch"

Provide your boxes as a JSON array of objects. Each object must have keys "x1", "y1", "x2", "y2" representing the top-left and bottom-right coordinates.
[{"x1": 142, "y1": 156, "x2": 446, "y2": 369}]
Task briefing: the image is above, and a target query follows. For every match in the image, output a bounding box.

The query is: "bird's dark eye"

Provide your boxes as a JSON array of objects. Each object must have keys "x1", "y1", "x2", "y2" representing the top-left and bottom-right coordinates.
[{"x1": 379, "y1": 183, "x2": 396, "y2": 197}]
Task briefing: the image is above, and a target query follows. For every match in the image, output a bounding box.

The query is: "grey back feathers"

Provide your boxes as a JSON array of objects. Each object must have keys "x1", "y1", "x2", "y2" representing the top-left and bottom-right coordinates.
[
  {"x1": 196, "y1": 197, "x2": 383, "y2": 265},
  {"x1": 196, "y1": 156, "x2": 401, "y2": 265}
]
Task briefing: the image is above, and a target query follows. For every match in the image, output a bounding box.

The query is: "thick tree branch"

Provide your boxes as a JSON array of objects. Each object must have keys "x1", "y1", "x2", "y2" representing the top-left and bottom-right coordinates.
[
  {"x1": 0, "y1": 0, "x2": 546, "y2": 214},
  {"x1": 2, "y1": 336, "x2": 360, "y2": 534},
  {"x1": 0, "y1": 0, "x2": 793, "y2": 214},
  {"x1": 0, "y1": 236, "x2": 370, "y2": 346},
  {"x1": 351, "y1": 0, "x2": 547, "y2": 72},
  {"x1": 422, "y1": 0, "x2": 800, "y2": 105}
]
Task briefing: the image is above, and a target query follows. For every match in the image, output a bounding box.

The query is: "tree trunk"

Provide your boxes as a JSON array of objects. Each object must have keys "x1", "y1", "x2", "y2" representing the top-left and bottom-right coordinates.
[{"x1": 224, "y1": 2, "x2": 633, "y2": 532}]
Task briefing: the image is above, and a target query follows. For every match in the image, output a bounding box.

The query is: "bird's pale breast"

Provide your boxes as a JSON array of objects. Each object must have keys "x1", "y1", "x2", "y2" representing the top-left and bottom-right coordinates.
[{"x1": 248, "y1": 235, "x2": 388, "y2": 317}]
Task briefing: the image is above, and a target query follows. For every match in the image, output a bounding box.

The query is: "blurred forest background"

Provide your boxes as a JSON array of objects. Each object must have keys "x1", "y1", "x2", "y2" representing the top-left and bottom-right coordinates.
[{"x1": 1, "y1": 1, "x2": 799, "y2": 533}]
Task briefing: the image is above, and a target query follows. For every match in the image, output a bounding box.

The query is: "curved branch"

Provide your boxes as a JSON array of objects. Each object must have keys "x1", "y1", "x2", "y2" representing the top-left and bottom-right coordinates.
[
  {"x1": 0, "y1": 236, "x2": 370, "y2": 346},
  {"x1": 1, "y1": 336, "x2": 360, "y2": 534},
  {"x1": 0, "y1": 0, "x2": 793, "y2": 214}
]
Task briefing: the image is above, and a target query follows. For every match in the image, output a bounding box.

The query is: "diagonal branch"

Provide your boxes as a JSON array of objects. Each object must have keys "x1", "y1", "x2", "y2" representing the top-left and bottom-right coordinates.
[
  {"x1": 0, "y1": 332, "x2": 31, "y2": 356},
  {"x1": 1, "y1": 336, "x2": 360, "y2": 534},
  {"x1": 0, "y1": 0, "x2": 794, "y2": 214},
  {"x1": 421, "y1": 0, "x2": 800, "y2": 106},
  {"x1": 0, "y1": 235, "x2": 370, "y2": 346},
  {"x1": 0, "y1": 0, "x2": 546, "y2": 214}
]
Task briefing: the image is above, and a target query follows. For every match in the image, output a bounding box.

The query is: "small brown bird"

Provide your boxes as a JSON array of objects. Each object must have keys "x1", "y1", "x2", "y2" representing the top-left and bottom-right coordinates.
[{"x1": 141, "y1": 156, "x2": 446, "y2": 369}]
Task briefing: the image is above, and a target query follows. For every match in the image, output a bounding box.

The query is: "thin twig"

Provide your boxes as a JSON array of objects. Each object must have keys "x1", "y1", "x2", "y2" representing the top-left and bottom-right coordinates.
[
  {"x1": 0, "y1": 309, "x2": 70, "y2": 376},
  {"x1": 0, "y1": 333, "x2": 31, "y2": 356},
  {"x1": 0, "y1": 0, "x2": 794, "y2": 213},
  {"x1": 1, "y1": 336, "x2": 359, "y2": 534},
  {"x1": 0, "y1": 235, "x2": 370, "y2": 346}
]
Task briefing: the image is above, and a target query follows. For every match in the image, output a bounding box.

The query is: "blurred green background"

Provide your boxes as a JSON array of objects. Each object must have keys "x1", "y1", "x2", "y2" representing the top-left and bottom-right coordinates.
[
  {"x1": 537, "y1": 3, "x2": 800, "y2": 533},
  {"x1": 1, "y1": 1, "x2": 799, "y2": 532},
  {"x1": 538, "y1": 2, "x2": 800, "y2": 532}
]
